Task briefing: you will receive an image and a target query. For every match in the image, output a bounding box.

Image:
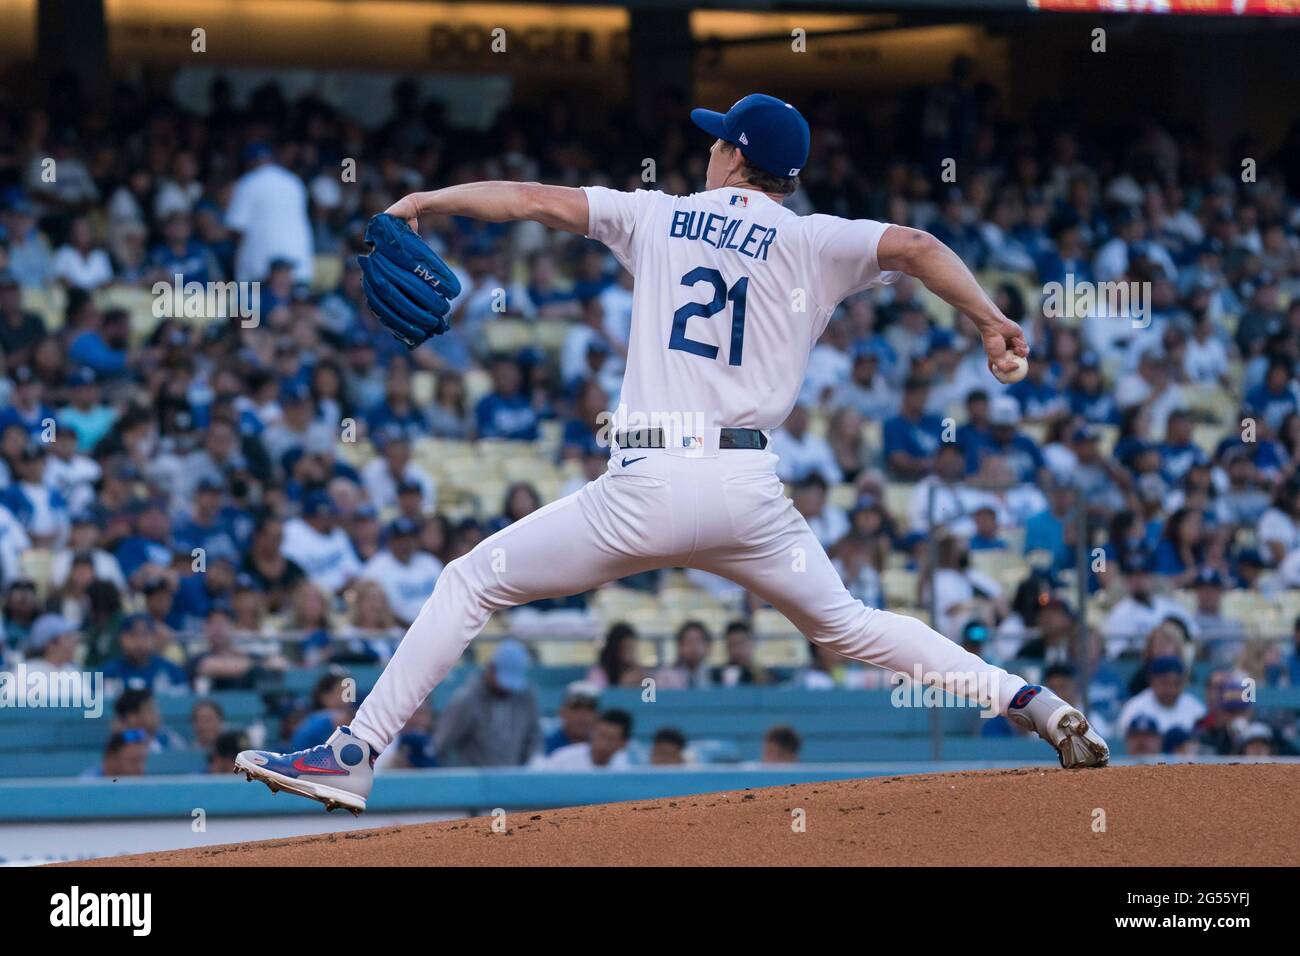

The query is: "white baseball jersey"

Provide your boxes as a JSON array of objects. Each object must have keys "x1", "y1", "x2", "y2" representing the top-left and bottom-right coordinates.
[{"x1": 583, "y1": 185, "x2": 899, "y2": 432}]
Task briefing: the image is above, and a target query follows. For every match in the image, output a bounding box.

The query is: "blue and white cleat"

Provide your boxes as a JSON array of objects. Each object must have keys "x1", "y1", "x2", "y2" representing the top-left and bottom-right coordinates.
[
  {"x1": 1006, "y1": 684, "x2": 1110, "y2": 769},
  {"x1": 234, "y1": 726, "x2": 377, "y2": 815}
]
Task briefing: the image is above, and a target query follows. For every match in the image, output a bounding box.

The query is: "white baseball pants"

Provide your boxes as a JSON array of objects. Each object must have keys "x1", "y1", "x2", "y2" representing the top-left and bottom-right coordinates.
[{"x1": 351, "y1": 444, "x2": 1028, "y2": 752}]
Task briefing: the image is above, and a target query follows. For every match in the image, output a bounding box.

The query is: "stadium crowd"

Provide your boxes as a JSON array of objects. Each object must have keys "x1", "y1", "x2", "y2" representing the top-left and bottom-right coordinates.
[{"x1": 2, "y1": 70, "x2": 1300, "y2": 774}]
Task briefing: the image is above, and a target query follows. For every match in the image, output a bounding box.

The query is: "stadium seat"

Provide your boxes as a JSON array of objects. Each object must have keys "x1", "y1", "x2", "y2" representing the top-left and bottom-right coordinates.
[
  {"x1": 883, "y1": 483, "x2": 913, "y2": 525},
  {"x1": 312, "y1": 253, "x2": 343, "y2": 293}
]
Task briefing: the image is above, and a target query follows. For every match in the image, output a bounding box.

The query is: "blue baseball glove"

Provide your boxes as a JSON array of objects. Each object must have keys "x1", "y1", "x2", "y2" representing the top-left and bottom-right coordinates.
[{"x1": 357, "y1": 213, "x2": 462, "y2": 349}]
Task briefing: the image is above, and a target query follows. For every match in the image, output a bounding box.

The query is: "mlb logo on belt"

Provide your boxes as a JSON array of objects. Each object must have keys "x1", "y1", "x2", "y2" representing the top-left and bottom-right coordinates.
[
  {"x1": 730, "y1": 194, "x2": 748, "y2": 207},
  {"x1": 682, "y1": 436, "x2": 704, "y2": 448}
]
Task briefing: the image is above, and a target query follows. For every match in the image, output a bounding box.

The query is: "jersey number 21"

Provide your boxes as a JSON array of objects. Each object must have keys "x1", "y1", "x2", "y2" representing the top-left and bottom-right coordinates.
[{"x1": 669, "y1": 267, "x2": 748, "y2": 367}]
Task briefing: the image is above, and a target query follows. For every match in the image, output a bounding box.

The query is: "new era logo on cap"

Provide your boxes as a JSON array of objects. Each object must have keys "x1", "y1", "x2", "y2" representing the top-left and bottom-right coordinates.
[{"x1": 738, "y1": 132, "x2": 749, "y2": 145}]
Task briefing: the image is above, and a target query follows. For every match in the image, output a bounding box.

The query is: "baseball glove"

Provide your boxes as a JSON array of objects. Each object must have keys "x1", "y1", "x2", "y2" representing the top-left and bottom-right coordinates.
[{"x1": 357, "y1": 213, "x2": 462, "y2": 349}]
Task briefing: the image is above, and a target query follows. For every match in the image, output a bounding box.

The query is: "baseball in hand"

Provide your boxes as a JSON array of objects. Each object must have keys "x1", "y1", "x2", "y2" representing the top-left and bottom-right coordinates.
[{"x1": 990, "y1": 354, "x2": 1028, "y2": 384}]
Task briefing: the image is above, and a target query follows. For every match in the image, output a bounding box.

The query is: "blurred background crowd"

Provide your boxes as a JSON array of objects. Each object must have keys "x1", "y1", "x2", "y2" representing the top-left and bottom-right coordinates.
[{"x1": 2, "y1": 66, "x2": 1300, "y2": 778}]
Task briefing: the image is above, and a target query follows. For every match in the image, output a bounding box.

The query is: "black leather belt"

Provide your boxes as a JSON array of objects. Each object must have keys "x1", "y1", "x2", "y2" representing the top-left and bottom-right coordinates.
[{"x1": 614, "y1": 427, "x2": 768, "y2": 450}]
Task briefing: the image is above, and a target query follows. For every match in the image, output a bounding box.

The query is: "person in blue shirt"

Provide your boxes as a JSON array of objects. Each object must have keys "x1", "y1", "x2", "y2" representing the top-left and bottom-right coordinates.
[
  {"x1": 365, "y1": 366, "x2": 429, "y2": 439},
  {"x1": 968, "y1": 505, "x2": 1008, "y2": 551},
  {"x1": 475, "y1": 355, "x2": 540, "y2": 441},
  {"x1": 1150, "y1": 507, "x2": 1207, "y2": 587},
  {"x1": 965, "y1": 395, "x2": 1044, "y2": 484},
  {"x1": 1035, "y1": 217, "x2": 1094, "y2": 287},
  {"x1": 171, "y1": 478, "x2": 243, "y2": 567},
  {"x1": 928, "y1": 188, "x2": 986, "y2": 269},
  {"x1": 1007, "y1": 358, "x2": 1066, "y2": 422},
  {"x1": 1023, "y1": 479, "x2": 1075, "y2": 572},
  {"x1": 65, "y1": 296, "x2": 129, "y2": 378},
  {"x1": 1243, "y1": 357, "x2": 1300, "y2": 432},
  {"x1": 101, "y1": 614, "x2": 189, "y2": 697},
  {"x1": 167, "y1": 556, "x2": 237, "y2": 631},
  {"x1": 0, "y1": 365, "x2": 58, "y2": 439},
  {"x1": 1156, "y1": 410, "x2": 1209, "y2": 486},
  {"x1": 56, "y1": 365, "x2": 118, "y2": 452},
  {"x1": 114, "y1": 499, "x2": 176, "y2": 584},
  {"x1": 1065, "y1": 353, "x2": 1119, "y2": 425},
  {"x1": 289, "y1": 672, "x2": 356, "y2": 751},
  {"x1": 149, "y1": 211, "x2": 216, "y2": 286},
  {"x1": 882, "y1": 376, "x2": 945, "y2": 480}
]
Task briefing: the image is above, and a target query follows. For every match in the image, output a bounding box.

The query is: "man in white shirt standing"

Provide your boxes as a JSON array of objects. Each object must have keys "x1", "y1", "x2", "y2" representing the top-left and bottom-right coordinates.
[
  {"x1": 360, "y1": 518, "x2": 443, "y2": 626},
  {"x1": 225, "y1": 143, "x2": 314, "y2": 284}
]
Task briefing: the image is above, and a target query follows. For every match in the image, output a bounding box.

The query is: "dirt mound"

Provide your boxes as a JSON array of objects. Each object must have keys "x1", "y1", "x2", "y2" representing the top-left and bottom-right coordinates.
[{"x1": 71, "y1": 763, "x2": 1298, "y2": 867}]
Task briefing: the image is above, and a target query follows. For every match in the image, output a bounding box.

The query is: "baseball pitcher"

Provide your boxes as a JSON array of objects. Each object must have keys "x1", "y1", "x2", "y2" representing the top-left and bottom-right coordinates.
[{"x1": 237, "y1": 94, "x2": 1108, "y2": 814}]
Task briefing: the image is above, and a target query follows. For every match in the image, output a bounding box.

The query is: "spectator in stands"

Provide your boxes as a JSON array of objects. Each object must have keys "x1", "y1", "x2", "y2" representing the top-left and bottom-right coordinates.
[
  {"x1": 240, "y1": 516, "x2": 305, "y2": 614},
  {"x1": 384, "y1": 708, "x2": 439, "y2": 769},
  {"x1": 588, "y1": 622, "x2": 645, "y2": 690},
  {"x1": 50, "y1": 215, "x2": 113, "y2": 290},
  {"x1": 650, "y1": 728, "x2": 688, "y2": 765},
  {"x1": 1256, "y1": 478, "x2": 1300, "y2": 567},
  {"x1": 2, "y1": 441, "x2": 69, "y2": 547},
  {"x1": 772, "y1": 404, "x2": 842, "y2": 484},
  {"x1": 909, "y1": 441, "x2": 997, "y2": 538},
  {"x1": 101, "y1": 614, "x2": 189, "y2": 696},
  {"x1": 544, "y1": 681, "x2": 601, "y2": 755},
  {"x1": 84, "y1": 729, "x2": 150, "y2": 779},
  {"x1": 281, "y1": 491, "x2": 361, "y2": 596},
  {"x1": 713, "y1": 620, "x2": 773, "y2": 686},
  {"x1": 1123, "y1": 715, "x2": 1163, "y2": 756},
  {"x1": 434, "y1": 640, "x2": 541, "y2": 767},
  {"x1": 225, "y1": 142, "x2": 313, "y2": 284},
  {"x1": 793, "y1": 473, "x2": 849, "y2": 550},
  {"x1": 1102, "y1": 551, "x2": 1195, "y2": 657},
  {"x1": 1117, "y1": 656, "x2": 1206, "y2": 737},
  {"x1": 793, "y1": 641, "x2": 871, "y2": 690},
  {"x1": 927, "y1": 533, "x2": 1004, "y2": 640},
  {"x1": 190, "y1": 698, "x2": 225, "y2": 754},
  {"x1": 113, "y1": 688, "x2": 186, "y2": 751},
  {"x1": 475, "y1": 354, "x2": 540, "y2": 441},
  {"x1": 1015, "y1": 598, "x2": 1076, "y2": 663},
  {"x1": 192, "y1": 601, "x2": 286, "y2": 691},
  {"x1": 360, "y1": 518, "x2": 442, "y2": 626},
  {"x1": 883, "y1": 376, "x2": 944, "y2": 480},
  {"x1": 426, "y1": 371, "x2": 472, "y2": 439},
  {"x1": 1189, "y1": 568, "x2": 1248, "y2": 664},
  {"x1": 361, "y1": 426, "x2": 436, "y2": 513},
  {"x1": 655, "y1": 620, "x2": 716, "y2": 690},
  {"x1": 289, "y1": 672, "x2": 356, "y2": 750},
  {"x1": 207, "y1": 729, "x2": 251, "y2": 774},
  {"x1": 1238, "y1": 722, "x2": 1277, "y2": 757},
  {"x1": 1192, "y1": 670, "x2": 1254, "y2": 755},
  {"x1": 21, "y1": 613, "x2": 87, "y2": 690},
  {"x1": 761, "y1": 725, "x2": 802, "y2": 764},
  {"x1": 544, "y1": 708, "x2": 633, "y2": 769},
  {"x1": 0, "y1": 270, "x2": 44, "y2": 371}
]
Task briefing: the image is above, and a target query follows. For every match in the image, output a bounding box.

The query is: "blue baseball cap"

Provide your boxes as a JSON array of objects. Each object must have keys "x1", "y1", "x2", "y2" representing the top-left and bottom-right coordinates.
[
  {"x1": 490, "y1": 640, "x2": 531, "y2": 693},
  {"x1": 690, "y1": 93, "x2": 810, "y2": 179}
]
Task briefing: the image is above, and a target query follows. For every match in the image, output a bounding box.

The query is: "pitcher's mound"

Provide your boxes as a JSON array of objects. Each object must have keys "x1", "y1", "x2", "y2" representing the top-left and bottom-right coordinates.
[{"x1": 71, "y1": 763, "x2": 1298, "y2": 867}]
